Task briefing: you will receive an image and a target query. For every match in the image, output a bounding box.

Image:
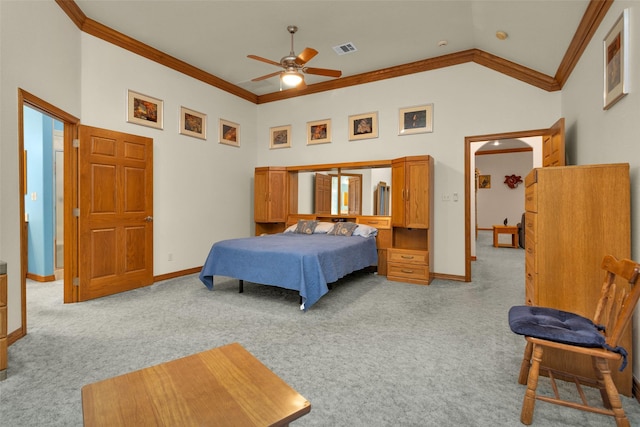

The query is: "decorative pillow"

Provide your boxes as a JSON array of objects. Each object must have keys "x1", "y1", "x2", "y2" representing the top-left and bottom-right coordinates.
[
  {"x1": 314, "y1": 222, "x2": 334, "y2": 234},
  {"x1": 353, "y1": 224, "x2": 378, "y2": 238},
  {"x1": 327, "y1": 222, "x2": 358, "y2": 236},
  {"x1": 294, "y1": 220, "x2": 318, "y2": 234},
  {"x1": 284, "y1": 223, "x2": 298, "y2": 233}
]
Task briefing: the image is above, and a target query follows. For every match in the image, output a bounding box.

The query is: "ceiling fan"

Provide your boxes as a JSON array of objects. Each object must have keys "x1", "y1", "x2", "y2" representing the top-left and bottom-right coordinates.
[{"x1": 248, "y1": 25, "x2": 342, "y2": 88}]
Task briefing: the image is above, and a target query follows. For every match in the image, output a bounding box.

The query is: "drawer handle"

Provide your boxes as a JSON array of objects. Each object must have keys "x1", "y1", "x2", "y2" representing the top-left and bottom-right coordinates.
[
  {"x1": 401, "y1": 269, "x2": 414, "y2": 274},
  {"x1": 401, "y1": 255, "x2": 414, "y2": 259}
]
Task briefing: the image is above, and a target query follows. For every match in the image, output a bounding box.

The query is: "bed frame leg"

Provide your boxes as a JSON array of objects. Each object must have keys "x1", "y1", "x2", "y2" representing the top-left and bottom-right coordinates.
[{"x1": 239, "y1": 280, "x2": 243, "y2": 293}]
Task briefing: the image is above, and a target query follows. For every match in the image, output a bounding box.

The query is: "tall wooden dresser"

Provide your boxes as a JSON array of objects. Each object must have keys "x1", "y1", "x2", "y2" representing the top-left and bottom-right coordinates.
[
  {"x1": 387, "y1": 155, "x2": 434, "y2": 285},
  {"x1": 524, "y1": 163, "x2": 632, "y2": 395}
]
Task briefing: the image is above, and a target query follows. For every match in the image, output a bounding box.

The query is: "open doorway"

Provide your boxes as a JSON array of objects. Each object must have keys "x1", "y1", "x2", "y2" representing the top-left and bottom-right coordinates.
[
  {"x1": 18, "y1": 89, "x2": 79, "y2": 339},
  {"x1": 23, "y1": 105, "x2": 64, "y2": 282},
  {"x1": 464, "y1": 119, "x2": 565, "y2": 281}
]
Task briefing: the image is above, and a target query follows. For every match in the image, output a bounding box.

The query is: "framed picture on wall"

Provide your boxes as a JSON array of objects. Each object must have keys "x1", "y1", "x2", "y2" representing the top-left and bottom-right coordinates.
[
  {"x1": 307, "y1": 119, "x2": 331, "y2": 145},
  {"x1": 179, "y1": 106, "x2": 206, "y2": 139},
  {"x1": 270, "y1": 125, "x2": 291, "y2": 149},
  {"x1": 127, "y1": 90, "x2": 163, "y2": 129},
  {"x1": 603, "y1": 9, "x2": 629, "y2": 110},
  {"x1": 398, "y1": 104, "x2": 433, "y2": 135},
  {"x1": 478, "y1": 175, "x2": 491, "y2": 189},
  {"x1": 219, "y1": 119, "x2": 240, "y2": 147},
  {"x1": 348, "y1": 112, "x2": 378, "y2": 141}
]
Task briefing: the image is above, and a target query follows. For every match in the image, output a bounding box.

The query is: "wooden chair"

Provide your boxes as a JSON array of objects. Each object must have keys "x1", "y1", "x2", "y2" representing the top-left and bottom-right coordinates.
[{"x1": 509, "y1": 255, "x2": 640, "y2": 426}]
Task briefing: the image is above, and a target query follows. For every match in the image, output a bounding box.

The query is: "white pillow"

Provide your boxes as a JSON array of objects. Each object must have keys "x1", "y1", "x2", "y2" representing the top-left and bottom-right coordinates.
[
  {"x1": 284, "y1": 223, "x2": 298, "y2": 233},
  {"x1": 353, "y1": 224, "x2": 378, "y2": 238},
  {"x1": 314, "y1": 222, "x2": 334, "y2": 234}
]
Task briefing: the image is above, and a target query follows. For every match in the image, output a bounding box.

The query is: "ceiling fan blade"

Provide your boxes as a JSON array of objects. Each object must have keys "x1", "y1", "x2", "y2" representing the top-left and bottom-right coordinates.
[
  {"x1": 247, "y1": 54, "x2": 281, "y2": 67},
  {"x1": 251, "y1": 71, "x2": 282, "y2": 82},
  {"x1": 304, "y1": 67, "x2": 342, "y2": 78},
  {"x1": 294, "y1": 48, "x2": 318, "y2": 66}
]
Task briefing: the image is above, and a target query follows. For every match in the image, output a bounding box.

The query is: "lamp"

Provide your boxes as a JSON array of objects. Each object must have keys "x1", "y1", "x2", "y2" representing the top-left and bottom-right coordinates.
[{"x1": 281, "y1": 70, "x2": 303, "y2": 86}]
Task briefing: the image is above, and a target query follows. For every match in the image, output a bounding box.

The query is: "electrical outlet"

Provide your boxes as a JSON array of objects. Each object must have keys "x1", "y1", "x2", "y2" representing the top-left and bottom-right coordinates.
[
  {"x1": 168, "y1": 253, "x2": 173, "y2": 261},
  {"x1": 442, "y1": 194, "x2": 451, "y2": 201}
]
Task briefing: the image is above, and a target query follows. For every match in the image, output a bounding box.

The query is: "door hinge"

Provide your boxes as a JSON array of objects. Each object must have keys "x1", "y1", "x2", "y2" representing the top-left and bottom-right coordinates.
[
  {"x1": 73, "y1": 139, "x2": 79, "y2": 148},
  {"x1": 73, "y1": 208, "x2": 80, "y2": 217},
  {"x1": 72, "y1": 277, "x2": 80, "y2": 287}
]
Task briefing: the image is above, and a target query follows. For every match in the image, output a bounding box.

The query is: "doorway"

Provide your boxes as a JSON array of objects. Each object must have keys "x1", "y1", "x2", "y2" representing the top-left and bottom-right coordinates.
[
  {"x1": 18, "y1": 89, "x2": 79, "y2": 339},
  {"x1": 23, "y1": 105, "x2": 64, "y2": 282},
  {"x1": 465, "y1": 131, "x2": 545, "y2": 282}
]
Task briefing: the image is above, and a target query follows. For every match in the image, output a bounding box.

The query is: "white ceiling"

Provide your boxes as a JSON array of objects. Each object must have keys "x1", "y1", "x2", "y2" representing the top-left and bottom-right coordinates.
[{"x1": 74, "y1": 0, "x2": 590, "y2": 96}]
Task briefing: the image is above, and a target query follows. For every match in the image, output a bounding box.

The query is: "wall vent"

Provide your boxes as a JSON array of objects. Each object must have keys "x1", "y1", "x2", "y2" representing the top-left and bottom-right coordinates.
[{"x1": 333, "y1": 43, "x2": 357, "y2": 55}]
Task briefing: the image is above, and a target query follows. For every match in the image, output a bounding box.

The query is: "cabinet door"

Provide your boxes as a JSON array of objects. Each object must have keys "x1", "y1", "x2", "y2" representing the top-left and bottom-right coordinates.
[
  {"x1": 391, "y1": 159, "x2": 406, "y2": 226},
  {"x1": 254, "y1": 170, "x2": 269, "y2": 222},
  {"x1": 405, "y1": 160, "x2": 429, "y2": 228},
  {"x1": 254, "y1": 169, "x2": 287, "y2": 222}
]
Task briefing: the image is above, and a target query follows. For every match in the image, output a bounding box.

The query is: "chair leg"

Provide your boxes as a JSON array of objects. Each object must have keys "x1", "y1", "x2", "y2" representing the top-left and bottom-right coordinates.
[
  {"x1": 592, "y1": 356, "x2": 612, "y2": 409},
  {"x1": 518, "y1": 341, "x2": 534, "y2": 385},
  {"x1": 521, "y1": 344, "x2": 543, "y2": 425},
  {"x1": 594, "y1": 358, "x2": 629, "y2": 427}
]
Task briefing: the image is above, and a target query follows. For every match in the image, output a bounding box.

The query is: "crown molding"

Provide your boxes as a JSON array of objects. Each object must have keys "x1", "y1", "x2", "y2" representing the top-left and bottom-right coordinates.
[{"x1": 56, "y1": 0, "x2": 607, "y2": 105}]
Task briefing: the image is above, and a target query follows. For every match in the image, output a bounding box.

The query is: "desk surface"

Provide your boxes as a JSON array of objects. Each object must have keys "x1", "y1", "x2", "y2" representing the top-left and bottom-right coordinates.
[{"x1": 82, "y1": 342, "x2": 310, "y2": 427}]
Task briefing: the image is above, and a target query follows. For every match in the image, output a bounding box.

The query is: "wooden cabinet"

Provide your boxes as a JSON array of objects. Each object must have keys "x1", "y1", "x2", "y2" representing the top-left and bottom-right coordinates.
[
  {"x1": 391, "y1": 156, "x2": 431, "y2": 228},
  {"x1": 524, "y1": 163, "x2": 632, "y2": 395},
  {"x1": 254, "y1": 167, "x2": 287, "y2": 234},
  {"x1": 388, "y1": 156, "x2": 434, "y2": 285},
  {"x1": 387, "y1": 248, "x2": 429, "y2": 284},
  {"x1": 357, "y1": 216, "x2": 391, "y2": 276}
]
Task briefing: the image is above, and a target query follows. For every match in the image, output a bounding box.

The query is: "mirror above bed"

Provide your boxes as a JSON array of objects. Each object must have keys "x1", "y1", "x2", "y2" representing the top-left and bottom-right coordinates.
[{"x1": 295, "y1": 166, "x2": 392, "y2": 216}]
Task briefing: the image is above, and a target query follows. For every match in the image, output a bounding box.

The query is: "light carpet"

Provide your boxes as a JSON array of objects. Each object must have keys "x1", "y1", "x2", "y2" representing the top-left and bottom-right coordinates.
[{"x1": 1, "y1": 231, "x2": 639, "y2": 426}]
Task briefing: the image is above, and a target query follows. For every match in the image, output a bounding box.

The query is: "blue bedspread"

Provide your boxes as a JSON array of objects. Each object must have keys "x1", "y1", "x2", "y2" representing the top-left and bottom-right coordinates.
[{"x1": 199, "y1": 233, "x2": 378, "y2": 310}]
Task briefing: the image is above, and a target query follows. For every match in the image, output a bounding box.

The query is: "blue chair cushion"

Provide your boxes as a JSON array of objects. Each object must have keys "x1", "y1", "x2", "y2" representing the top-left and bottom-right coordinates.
[{"x1": 508, "y1": 305, "x2": 628, "y2": 370}]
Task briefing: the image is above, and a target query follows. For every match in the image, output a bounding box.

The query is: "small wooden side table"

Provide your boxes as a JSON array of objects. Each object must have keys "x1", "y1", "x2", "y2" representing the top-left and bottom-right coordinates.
[
  {"x1": 82, "y1": 342, "x2": 310, "y2": 427},
  {"x1": 492, "y1": 225, "x2": 519, "y2": 248}
]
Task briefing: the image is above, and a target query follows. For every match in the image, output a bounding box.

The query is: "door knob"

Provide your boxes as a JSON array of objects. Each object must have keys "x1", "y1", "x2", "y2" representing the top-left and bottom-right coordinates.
[{"x1": 145, "y1": 216, "x2": 153, "y2": 222}]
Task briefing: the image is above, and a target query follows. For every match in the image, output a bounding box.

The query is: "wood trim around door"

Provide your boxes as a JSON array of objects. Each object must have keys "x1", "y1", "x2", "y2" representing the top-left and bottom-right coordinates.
[{"x1": 15, "y1": 89, "x2": 79, "y2": 344}]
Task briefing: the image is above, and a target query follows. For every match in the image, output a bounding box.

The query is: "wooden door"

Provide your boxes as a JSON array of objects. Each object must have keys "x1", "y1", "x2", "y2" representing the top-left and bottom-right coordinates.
[
  {"x1": 254, "y1": 168, "x2": 286, "y2": 222},
  {"x1": 314, "y1": 173, "x2": 332, "y2": 214},
  {"x1": 542, "y1": 118, "x2": 565, "y2": 167},
  {"x1": 391, "y1": 159, "x2": 406, "y2": 226},
  {"x1": 347, "y1": 176, "x2": 361, "y2": 215},
  {"x1": 77, "y1": 126, "x2": 153, "y2": 301},
  {"x1": 405, "y1": 159, "x2": 429, "y2": 228}
]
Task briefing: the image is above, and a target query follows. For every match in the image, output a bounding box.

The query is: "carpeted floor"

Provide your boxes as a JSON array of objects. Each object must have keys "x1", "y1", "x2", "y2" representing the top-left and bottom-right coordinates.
[{"x1": 1, "y1": 231, "x2": 639, "y2": 426}]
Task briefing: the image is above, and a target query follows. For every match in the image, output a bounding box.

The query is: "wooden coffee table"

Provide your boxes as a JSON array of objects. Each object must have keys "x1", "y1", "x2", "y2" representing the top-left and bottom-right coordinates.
[
  {"x1": 82, "y1": 342, "x2": 310, "y2": 426},
  {"x1": 492, "y1": 225, "x2": 519, "y2": 248}
]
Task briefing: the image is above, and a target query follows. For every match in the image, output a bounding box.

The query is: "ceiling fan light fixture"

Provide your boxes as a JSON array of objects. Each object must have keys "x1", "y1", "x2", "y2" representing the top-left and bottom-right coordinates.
[{"x1": 281, "y1": 70, "x2": 303, "y2": 86}]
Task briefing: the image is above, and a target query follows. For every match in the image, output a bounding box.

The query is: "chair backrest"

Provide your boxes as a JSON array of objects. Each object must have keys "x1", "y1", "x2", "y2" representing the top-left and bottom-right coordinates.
[{"x1": 594, "y1": 255, "x2": 640, "y2": 348}]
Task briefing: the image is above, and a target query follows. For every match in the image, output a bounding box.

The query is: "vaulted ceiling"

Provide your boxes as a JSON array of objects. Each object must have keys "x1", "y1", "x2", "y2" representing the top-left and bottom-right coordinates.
[{"x1": 57, "y1": 0, "x2": 611, "y2": 104}]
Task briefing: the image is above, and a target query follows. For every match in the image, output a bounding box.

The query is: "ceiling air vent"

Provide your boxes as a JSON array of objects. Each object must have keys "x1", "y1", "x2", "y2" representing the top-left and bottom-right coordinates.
[{"x1": 333, "y1": 42, "x2": 357, "y2": 55}]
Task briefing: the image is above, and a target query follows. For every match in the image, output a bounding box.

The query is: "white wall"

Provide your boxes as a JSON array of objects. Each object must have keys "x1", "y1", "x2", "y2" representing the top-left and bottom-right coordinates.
[
  {"x1": 560, "y1": 1, "x2": 640, "y2": 382},
  {"x1": 80, "y1": 35, "x2": 258, "y2": 275},
  {"x1": 0, "y1": 0, "x2": 81, "y2": 335},
  {"x1": 476, "y1": 151, "x2": 532, "y2": 229},
  {"x1": 256, "y1": 64, "x2": 560, "y2": 276}
]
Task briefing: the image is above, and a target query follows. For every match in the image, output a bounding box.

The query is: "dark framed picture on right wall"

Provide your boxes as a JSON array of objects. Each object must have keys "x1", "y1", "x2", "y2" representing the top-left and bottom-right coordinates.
[{"x1": 603, "y1": 9, "x2": 628, "y2": 110}]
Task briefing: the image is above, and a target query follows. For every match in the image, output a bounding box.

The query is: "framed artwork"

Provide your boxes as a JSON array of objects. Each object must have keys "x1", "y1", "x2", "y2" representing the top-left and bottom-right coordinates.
[
  {"x1": 603, "y1": 9, "x2": 628, "y2": 110},
  {"x1": 398, "y1": 104, "x2": 433, "y2": 135},
  {"x1": 478, "y1": 175, "x2": 491, "y2": 189},
  {"x1": 219, "y1": 119, "x2": 240, "y2": 147},
  {"x1": 127, "y1": 90, "x2": 163, "y2": 129},
  {"x1": 348, "y1": 112, "x2": 378, "y2": 141},
  {"x1": 307, "y1": 119, "x2": 331, "y2": 145},
  {"x1": 270, "y1": 125, "x2": 291, "y2": 149},
  {"x1": 179, "y1": 106, "x2": 206, "y2": 139}
]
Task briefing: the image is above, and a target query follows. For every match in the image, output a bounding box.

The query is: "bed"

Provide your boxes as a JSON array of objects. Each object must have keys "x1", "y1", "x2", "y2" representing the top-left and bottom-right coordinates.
[{"x1": 199, "y1": 220, "x2": 378, "y2": 310}]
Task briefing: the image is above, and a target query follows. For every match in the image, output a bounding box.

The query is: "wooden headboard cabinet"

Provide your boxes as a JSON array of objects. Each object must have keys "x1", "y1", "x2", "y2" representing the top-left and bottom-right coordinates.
[{"x1": 255, "y1": 155, "x2": 433, "y2": 282}]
